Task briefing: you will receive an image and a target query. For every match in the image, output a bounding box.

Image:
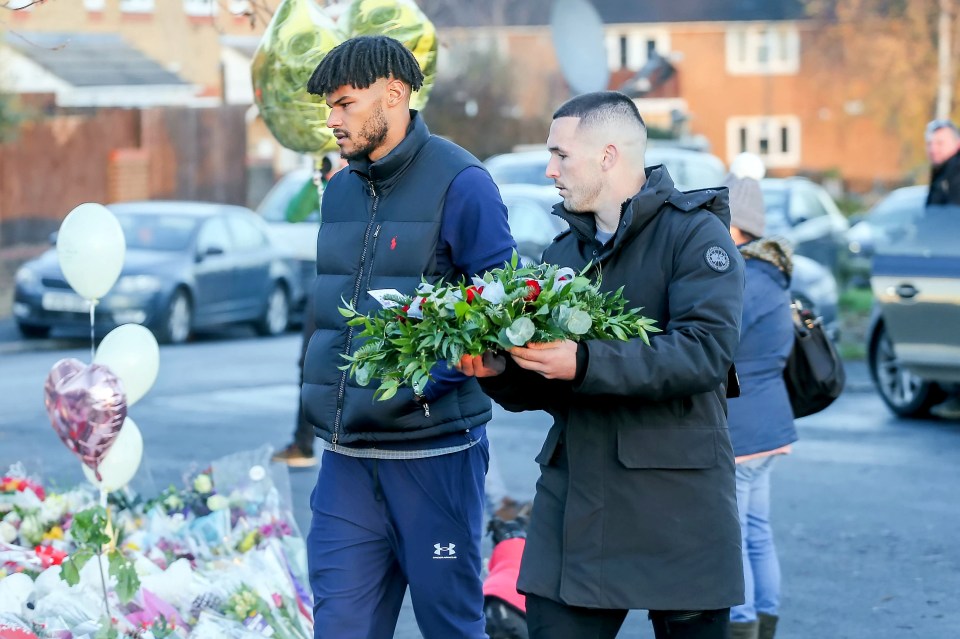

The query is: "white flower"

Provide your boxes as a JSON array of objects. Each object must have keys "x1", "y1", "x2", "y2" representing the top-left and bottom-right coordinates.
[
  {"x1": 18, "y1": 514, "x2": 44, "y2": 546},
  {"x1": 38, "y1": 494, "x2": 67, "y2": 525},
  {"x1": 552, "y1": 267, "x2": 577, "y2": 292},
  {"x1": 0, "y1": 520, "x2": 16, "y2": 544},
  {"x1": 415, "y1": 282, "x2": 435, "y2": 296},
  {"x1": 193, "y1": 474, "x2": 213, "y2": 495},
  {"x1": 3, "y1": 511, "x2": 21, "y2": 526},
  {"x1": 207, "y1": 495, "x2": 229, "y2": 511},
  {"x1": 479, "y1": 281, "x2": 506, "y2": 304},
  {"x1": 407, "y1": 296, "x2": 424, "y2": 320}
]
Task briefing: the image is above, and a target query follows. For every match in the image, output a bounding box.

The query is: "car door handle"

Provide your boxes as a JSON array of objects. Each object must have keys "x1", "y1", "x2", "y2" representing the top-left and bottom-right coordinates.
[{"x1": 891, "y1": 283, "x2": 918, "y2": 299}]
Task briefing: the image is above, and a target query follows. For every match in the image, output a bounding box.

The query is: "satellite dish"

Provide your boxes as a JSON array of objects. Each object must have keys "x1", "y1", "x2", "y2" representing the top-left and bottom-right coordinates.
[{"x1": 550, "y1": 0, "x2": 610, "y2": 95}]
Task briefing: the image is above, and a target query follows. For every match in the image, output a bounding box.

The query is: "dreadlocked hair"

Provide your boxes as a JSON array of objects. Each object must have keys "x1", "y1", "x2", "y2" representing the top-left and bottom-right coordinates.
[{"x1": 307, "y1": 35, "x2": 424, "y2": 96}]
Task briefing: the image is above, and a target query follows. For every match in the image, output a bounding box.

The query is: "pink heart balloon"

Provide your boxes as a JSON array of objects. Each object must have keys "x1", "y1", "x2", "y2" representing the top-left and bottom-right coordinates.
[{"x1": 43, "y1": 358, "x2": 127, "y2": 480}]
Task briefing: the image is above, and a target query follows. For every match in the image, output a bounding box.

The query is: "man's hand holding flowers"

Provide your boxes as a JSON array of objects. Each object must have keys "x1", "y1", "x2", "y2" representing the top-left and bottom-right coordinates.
[{"x1": 458, "y1": 340, "x2": 578, "y2": 381}]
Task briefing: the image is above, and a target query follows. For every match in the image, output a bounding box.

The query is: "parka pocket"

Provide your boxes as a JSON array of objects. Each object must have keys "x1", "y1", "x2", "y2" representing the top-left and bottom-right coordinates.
[
  {"x1": 616, "y1": 427, "x2": 719, "y2": 469},
  {"x1": 534, "y1": 425, "x2": 563, "y2": 466}
]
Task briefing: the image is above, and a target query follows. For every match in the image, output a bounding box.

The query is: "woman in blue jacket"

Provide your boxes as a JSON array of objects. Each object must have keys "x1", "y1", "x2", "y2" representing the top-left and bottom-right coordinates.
[{"x1": 724, "y1": 174, "x2": 798, "y2": 639}]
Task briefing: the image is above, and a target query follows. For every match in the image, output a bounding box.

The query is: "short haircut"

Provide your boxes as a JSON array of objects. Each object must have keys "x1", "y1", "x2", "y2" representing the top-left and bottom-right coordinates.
[
  {"x1": 926, "y1": 118, "x2": 960, "y2": 141},
  {"x1": 307, "y1": 35, "x2": 424, "y2": 96},
  {"x1": 553, "y1": 91, "x2": 646, "y2": 131}
]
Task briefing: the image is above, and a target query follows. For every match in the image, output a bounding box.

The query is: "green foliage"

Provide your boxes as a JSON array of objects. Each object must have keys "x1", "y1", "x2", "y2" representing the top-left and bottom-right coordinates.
[
  {"x1": 58, "y1": 506, "x2": 141, "y2": 604},
  {"x1": 340, "y1": 258, "x2": 661, "y2": 399},
  {"x1": 0, "y1": 92, "x2": 28, "y2": 143}
]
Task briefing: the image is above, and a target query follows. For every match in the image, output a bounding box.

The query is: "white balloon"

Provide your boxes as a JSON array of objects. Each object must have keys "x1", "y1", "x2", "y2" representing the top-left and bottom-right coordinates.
[
  {"x1": 95, "y1": 324, "x2": 160, "y2": 406},
  {"x1": 82, "y1": 417, "x2": 143, "y2": 493},
  {"x1": 57, "y1": 202, "x2": 126, "y2": 300},
  {"x1": 729, "y1": 152, "x2": 767, "y2": 181}
]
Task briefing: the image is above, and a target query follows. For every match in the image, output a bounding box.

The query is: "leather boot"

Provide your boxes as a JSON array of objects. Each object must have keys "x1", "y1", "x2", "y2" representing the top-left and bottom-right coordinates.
[
  {"x1": 730, "y1": 620, "x2": 759, "y2": 639},
  {"x1": 758, "y1": 613, "x2": 779, "y2": 639}
]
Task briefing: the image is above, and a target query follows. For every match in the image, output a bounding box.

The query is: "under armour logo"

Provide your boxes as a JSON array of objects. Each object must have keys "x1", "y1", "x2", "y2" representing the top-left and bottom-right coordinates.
[{"x1": 433, "y1": 543, "x2": 457, "y2": 559}]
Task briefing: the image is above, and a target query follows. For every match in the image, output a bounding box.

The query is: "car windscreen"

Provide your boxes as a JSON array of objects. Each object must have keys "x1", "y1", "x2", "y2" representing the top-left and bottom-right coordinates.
[
  {"x1": 486, "y1": 160, "x2": 552, "y2": 187},
  {"x1": 259, "y1": 174, "x2": 320, "y2": 223},
  {"x1": 874, "y1": 204, "x2": 960, "y2": 258},
  {"x1": 759, "y1": 186, "x2": 792, "y2": 236},
  {"x1": 114, "y1": 213, "x2": 199, "y2": 251}
]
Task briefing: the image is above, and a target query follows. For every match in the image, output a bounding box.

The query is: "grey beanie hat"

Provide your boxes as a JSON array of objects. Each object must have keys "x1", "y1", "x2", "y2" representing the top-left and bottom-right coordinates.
[{"x1": 723, "y1": 174, "x2": 766, "y2": 238}]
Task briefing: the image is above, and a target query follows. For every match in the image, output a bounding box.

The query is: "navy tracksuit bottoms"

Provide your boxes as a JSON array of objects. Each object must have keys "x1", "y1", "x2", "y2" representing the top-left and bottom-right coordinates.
[{"x1": 307, "y1": 434, "x2": 490, "y2": 639}]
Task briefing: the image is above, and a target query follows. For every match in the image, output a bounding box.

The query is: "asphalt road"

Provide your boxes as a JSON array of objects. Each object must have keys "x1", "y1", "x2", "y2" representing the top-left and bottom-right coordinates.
[{"x1": 1, "y1": 322, "x2": 958, "y2": 638}]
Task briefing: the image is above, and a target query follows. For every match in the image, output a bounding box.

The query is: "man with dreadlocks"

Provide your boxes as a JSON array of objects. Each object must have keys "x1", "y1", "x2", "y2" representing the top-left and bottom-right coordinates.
[{"x1": 301, "y1": 35, "x2": 516, "y2": 638}]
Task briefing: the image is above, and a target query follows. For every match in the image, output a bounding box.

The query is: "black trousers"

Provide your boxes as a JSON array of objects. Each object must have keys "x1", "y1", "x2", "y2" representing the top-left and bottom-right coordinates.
[{"x1": 526, "y1": 594, "x2": 730, "y2": 639}]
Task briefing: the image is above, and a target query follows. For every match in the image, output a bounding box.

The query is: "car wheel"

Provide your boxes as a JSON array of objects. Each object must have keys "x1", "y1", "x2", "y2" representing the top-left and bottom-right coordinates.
[
  {"x1": 255, "y1": 284, "x2": 289, "y2": 336},
  {"x1": 158, "y1": 290, "x2": 192, "y2": 345},
  {"x1": 16, "y1": 322, "x2": 50, "y2": 339},
  {"x1": 869, "y1": 324, "x2": 945, "y2": 418}
]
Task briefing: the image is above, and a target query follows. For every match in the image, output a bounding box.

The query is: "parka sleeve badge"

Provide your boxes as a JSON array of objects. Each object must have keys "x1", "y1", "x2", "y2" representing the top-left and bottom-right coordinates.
[{"x1": 704, "y1": 246, "x2": 731, "y2": 272}]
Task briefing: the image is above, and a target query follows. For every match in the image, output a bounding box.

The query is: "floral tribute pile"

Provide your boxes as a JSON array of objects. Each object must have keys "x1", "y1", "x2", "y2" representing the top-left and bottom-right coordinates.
[
  {"x1": 0, "y1": 447, "x2": 311, "y2": 639},
  {"x1": 340, "y1": 258, "x2": 661, "y2": 399}
]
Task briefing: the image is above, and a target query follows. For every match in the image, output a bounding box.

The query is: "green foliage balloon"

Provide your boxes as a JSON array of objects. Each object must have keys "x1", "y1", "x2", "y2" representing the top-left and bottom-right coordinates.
[
  {"x1": 343, "y1": 0, "x2": 438, "y2": 111},
  {"x1": 252, "y1": 0, "x2": 344, "y2": 154}
]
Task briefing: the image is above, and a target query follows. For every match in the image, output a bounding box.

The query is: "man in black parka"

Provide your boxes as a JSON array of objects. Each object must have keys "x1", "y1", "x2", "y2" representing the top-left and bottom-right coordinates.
[{"x1": 460, "y1": 92, "x2": 745, "y2": 639}]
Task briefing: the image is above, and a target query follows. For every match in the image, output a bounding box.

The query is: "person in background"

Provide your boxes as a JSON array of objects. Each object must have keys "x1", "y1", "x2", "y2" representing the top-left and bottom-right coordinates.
[
  {"x1": 722, "y1": 174, "x2": 798, "y2": 639},
  {"x1": 922, "y1": 120, "x2": 960, "y2": 419},
  {"x1": 300, "y1": 35, "x2": 516, "y2": 638},
  {"x1": 925, "y1": 118, "x2": 960, "y2": 206},
  {"x1": 459, "y1": 91, "x2": 745, "y2": 639},
  {"x1": 272, "y1": 154, "x2": 349, "y2": 468}
]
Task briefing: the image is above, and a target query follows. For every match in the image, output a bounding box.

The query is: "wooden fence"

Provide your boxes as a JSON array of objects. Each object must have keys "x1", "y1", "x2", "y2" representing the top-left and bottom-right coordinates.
[{"x1": 0, "y1": 105, "x2": 248, "y2": 247}]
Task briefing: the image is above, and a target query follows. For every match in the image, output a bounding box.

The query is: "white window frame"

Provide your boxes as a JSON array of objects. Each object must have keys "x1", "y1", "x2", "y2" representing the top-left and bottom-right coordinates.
[
  {"x1": 726, "y1": 115, "x2": 801, "y2": 169},
  {"x1": 229, "y1": 0, "x2": 251, "y2": 13},
  {"x1": 120, "y1": 0, "x2": 155, "y2": 13},
  {"x1": 725, "y1": 24, "x2": 799, "y2": 75},
  {"x1": 184, "y1": 0, "x2": 218, "y2": 17},
  {"x1": 84, "y1": 0, "x2": 106, "y2": 10},
  {"x1": 605, "y1": 28, "x2": 670, "y2": 72}
]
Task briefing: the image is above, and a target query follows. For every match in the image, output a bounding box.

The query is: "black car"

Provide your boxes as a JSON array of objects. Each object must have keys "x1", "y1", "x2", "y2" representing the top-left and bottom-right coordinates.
[{"x1": 12, "y1": 201, "x2": 304, "y2": 344}]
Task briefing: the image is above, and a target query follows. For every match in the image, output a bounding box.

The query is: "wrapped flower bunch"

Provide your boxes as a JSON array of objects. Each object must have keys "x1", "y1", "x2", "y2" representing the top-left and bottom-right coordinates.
[{"x1": 340, "y1": 257, "x2": 661, "y2": 399}]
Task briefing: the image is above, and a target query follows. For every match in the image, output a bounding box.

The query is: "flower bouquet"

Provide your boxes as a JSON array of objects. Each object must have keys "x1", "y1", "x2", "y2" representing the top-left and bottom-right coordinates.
[{"x1": 339, "y1": 257, "x2": 661, "y2": 400}]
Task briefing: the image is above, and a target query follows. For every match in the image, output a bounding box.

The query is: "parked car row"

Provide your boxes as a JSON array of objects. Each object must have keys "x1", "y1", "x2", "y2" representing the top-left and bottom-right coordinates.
[{"x1": 13, "y1": 201, "x2": 305, "y2": 344}]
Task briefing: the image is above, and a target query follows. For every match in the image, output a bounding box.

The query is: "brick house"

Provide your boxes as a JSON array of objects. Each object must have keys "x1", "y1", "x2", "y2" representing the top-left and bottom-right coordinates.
[{"x1": 425, "y1": 0, "x2": 905, "y2": 191}]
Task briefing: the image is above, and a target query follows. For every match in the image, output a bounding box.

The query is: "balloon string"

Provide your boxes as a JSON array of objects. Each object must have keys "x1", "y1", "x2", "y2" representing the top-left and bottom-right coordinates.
[{"x1": 89, "y1": 299, "x2": 98, "y2": 362}]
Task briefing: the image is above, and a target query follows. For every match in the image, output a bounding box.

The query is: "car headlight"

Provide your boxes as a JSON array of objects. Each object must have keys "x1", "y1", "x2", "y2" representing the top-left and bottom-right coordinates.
[
  {"x1": 114, "y1": 275, "x2": 163, "y2": 294},
  {"x1": 14, "y1": 266, "x2": 38, "y2": 288}
]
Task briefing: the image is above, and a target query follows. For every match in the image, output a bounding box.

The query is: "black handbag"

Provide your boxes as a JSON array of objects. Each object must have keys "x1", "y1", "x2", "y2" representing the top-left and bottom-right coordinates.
[{"x1": 783, "y1": 299, "x2": 846, "y2": 418}]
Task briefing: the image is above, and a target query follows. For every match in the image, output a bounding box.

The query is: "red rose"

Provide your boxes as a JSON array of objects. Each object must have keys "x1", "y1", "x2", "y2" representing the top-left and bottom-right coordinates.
[
  {"x1": 35, "y1": 545, "x2": 67, "y2": 568},
  {"x1": 523, "y1": 279, "x2": 542, "y2": 302},
  {"x1": 397, "y1": 304, "x2": 410, "y2": 323},
  {"x1": 465, "y1": 286, "x2": 483, "y2": 303}
]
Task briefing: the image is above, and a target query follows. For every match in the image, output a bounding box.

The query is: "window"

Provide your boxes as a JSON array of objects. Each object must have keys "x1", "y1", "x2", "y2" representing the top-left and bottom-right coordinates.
[
  {"x1": 84, "y1": 0, "x2": 105, "y2": 10},
  {"x1": 606, "y1": 29, "x2": 670, "y2": 72},
  {"x1": 197, "y1": 217, "x2": 232, "y2": 256},
  {"x1": 226, "y1": 215, "x2": 269, "y2": 252},
  {"x1": 229, "y1": 0, "x2": 251, "y2": 13},
  {"x1": 120, "y1": 0, "x2": 155, "y2": 13},
  {"x1": 788, "y1": 187, "x2": 827, "y2": 224},
  {"x1": 727, "y1": 115, "x2": 801, "y2": 169},
  {"x1": 184, "y1": 0, "x2": 217, "y2": 17},
  {"x1": 725, "y1": 25, "x2": 799, "y2": 75}
]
